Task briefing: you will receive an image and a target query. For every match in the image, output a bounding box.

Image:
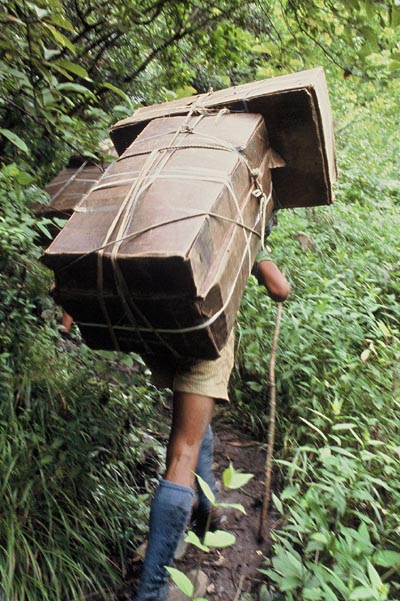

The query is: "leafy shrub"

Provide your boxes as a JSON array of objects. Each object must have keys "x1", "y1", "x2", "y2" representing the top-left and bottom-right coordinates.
[
  {"x1": 0, "y1": 165, "x2": 167, "y2": 599},
  {"x1": 230, "y1": 90, "x2": 400, "y2": 598}
]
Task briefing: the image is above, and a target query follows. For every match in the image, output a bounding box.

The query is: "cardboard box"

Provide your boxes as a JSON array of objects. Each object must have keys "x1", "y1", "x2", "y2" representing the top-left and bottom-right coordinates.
[
  {"x1": 44, "y1": 113, "x2": 278, "y2": 358},
  {"x1": 38, "y1": 160, "x2": 105, "y2": 220},
  {"x1": 111, "y1": 67, "x2": 336, "y2": 209}
]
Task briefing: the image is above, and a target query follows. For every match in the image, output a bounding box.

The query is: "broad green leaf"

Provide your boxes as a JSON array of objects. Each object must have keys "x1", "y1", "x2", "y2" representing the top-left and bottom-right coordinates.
[
  {"x1": 56, "y1": 60, "x2": 90, "y2": 80},
  {"x1": 222, "y1": 462, "x2": 253, "y2": 489},
  {"x1": 43, "y1": 23, "x2": 76, "y2": 53},
  {"x1": 349, "y1": 587, "x2": 378, "y2": 600},
  {"x1": 367, "y1": 561, "x2": 383, "y2": 590},
  {"x1": 57, "y1": 82, "x2": 94, "y2": 96},
  {"x1": 174, "y1": 85, "x2": 197, "y2": 99},
  {"x1": 0, "y1": 129, "x2": 28, "y2": 153},
  {"x1": 310, "y1": 532, "x2": 328, "y2": 544},
  {"x1": 280, "y1": 485, "x2": 299, "y2": 499},
  {"x1": 101, "y1": 82, "x2": 129, "y2": 100},
  {"x1": 272, "y1": 493, "x2": 282, "y2": 513},
  {"x1": 195, "y1": 474, "x2": 215, "y2": 505},
  {"x1": 165, "y1": 567, "x2": 193, "y2": 597},
  {"x1": 48, "y1": 13, "x2": 75, "y2": 32},
  {"x1": 280, "y1": 575, "x2": 302, "y2": 591},
  {"x1": 184, "y1": 531, "x2": 209, "y2": 552},
  {"x1": 49, "y1": 63, "x2": 73, "y2": 81},
  {"x1": 15, "y1": 171, "x2": 34, "y2": 185},
  {"x1": 204, "y1": 530, "x2": 236, "y2": 548},
  {"x1": 217, "y1": 501, "x2": 246, "y2": 514},
  {"x1": 374, "y1": 550, "x2": 400, "y2": 567},
  {"x1": 36, "y1": 222, "x2": 52, "y2": 239},
  {"x1": 377, "y1": 321, "x2": 391, "y2": 337}
]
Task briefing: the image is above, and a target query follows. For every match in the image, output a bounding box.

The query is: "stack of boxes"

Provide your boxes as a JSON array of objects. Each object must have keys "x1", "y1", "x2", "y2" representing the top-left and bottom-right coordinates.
[{"x1": 43, "y1": 67, "x2": 337, "y2": 360}]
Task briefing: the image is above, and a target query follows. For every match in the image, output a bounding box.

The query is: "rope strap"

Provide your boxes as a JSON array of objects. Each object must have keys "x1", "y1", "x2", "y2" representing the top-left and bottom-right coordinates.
[{"x1": 66, "y1": 112, "x2": 272, "y2": 354}]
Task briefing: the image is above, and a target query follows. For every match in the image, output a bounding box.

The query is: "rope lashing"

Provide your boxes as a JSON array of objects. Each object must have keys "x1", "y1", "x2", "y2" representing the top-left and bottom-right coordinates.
[{"x1": 56, "y1": 111, "x2": 272, "y2": 353}]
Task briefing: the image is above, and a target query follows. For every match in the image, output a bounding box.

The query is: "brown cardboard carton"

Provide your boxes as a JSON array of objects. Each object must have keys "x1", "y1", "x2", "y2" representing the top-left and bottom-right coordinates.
[
  {"x1": 44, "y1": 112, "x2": 277, "y2": 359},
  {"x1": 36, "y1": 141, "x2": 119, "y2": 221},
  {"x1": 110, "y1": 67, "x2": 336, "y2": 209},
  {"x1": 38, "y1": 161, "x2": 105, "y2": 220}
]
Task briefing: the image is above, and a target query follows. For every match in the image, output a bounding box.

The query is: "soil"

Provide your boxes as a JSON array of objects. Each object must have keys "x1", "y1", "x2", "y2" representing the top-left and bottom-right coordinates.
[{"x1": 128, "y1": 424, "x2": 278, "y2": 601}]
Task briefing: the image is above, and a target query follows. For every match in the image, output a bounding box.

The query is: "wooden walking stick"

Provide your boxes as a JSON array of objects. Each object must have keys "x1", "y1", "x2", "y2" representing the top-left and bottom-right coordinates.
[{"x1": 258, "y1": 301, "x2": 283, "y2": 542}]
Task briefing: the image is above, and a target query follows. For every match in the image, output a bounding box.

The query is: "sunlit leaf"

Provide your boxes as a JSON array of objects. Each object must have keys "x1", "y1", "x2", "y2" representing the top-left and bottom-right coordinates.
[
  {"x1": 195, "y1": 474, "x2": 215, "y2": 505},
  {"x1": 43, "y1": 23, "x2": 76, "y2": 53},
  {"x1": 222, "y1": 462, "x2": 253, "y2": 489},
  {"x1": 165, "y1": 567, "x2": 193, "y2": 597},
  {"x1": 374, "y1": 550, "x2": 400, "y2": 568},
  {"x1": 204, "y1": 530, "x2": 236, "y2": 548},
  {"x1": 185, "y1": 531, "x2": 209, "y2": 552},
  {"x1": 56, "y1": 82, "x2": 94, "y2": 96},
  {"x1": 0, "y1": 129, "x2": 28, "y2": 153},
  {"x1": 55, "y1": 60, "x2": 90, "y2": 80}
]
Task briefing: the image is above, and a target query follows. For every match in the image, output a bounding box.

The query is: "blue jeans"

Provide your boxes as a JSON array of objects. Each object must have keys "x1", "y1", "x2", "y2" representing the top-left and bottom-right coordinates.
[
  {"x1": 136, "y1": 479, "x2": 194, "y2": 600},
  {"x1": 136, "y1": 427, "x2": 216, "y2": 599},
  {"x1": 195, "y1": 425, "x2": 217, "y2": 510}
]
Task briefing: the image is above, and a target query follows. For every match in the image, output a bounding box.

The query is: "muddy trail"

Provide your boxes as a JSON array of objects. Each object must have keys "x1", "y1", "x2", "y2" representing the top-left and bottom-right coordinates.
[{"x1": 128, "y1": 426, "x2": 277, "y2": 600}]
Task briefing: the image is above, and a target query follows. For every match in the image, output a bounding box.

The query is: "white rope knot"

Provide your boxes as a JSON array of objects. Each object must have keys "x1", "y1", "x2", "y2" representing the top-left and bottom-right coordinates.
[
  {"x1": 259, "y1": 185, "x2": 273, "y2": 250},
  {"x1": 180, "y1": 125, "x2": 193, "y2": 134},
  {"x1": 251, "y1": 168, "x2": 261, "y2": 178}
]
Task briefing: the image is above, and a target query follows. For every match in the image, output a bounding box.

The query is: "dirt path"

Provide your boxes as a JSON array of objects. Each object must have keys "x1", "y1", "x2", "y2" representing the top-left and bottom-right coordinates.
[
  {"x1": 178, "y1": 428, "x2": 272, "y2": 600},
  {"x1": 129, "y1": 426, "x2": 275, "y2": 600}
]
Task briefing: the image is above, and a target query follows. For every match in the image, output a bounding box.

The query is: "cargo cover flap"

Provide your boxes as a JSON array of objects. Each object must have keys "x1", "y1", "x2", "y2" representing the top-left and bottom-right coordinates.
[{"x1": 110, "y1": 67, "x2": 336, "y2": 209}]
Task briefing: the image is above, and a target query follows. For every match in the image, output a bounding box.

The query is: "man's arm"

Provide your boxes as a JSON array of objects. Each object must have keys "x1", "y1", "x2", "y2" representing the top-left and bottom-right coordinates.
[{"x1": 256, "y1": 260, "x2": 291, "y2": 302}]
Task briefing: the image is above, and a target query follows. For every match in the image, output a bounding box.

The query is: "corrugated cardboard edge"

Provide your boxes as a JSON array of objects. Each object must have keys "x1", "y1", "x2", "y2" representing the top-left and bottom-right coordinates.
[{"x1": 110, "y1": 68, "x2": 337, "y2": 205}]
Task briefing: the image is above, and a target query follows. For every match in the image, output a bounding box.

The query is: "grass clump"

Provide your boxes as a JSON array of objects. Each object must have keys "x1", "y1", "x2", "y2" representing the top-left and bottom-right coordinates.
[{"x1": 0, "y1": 164, "x2": 166, "y2": 599}]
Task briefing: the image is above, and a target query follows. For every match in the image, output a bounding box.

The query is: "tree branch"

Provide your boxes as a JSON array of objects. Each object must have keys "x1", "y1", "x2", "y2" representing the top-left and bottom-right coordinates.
[
  {"x1": 121, "y1": 8, "x2": 228, "y2": 85},
  {"x1": 286, "y1": 0, "x2": 349, "y2": 72}
]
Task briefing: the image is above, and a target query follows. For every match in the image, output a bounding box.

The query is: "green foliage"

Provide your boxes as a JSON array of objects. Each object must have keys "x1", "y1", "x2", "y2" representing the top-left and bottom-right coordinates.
[
  {"x1": 166, "y1": 568, "x2": 198, "y2": 598},
  {"x1": 222, "y1": 461, "x2": 254, "y2": 490},
  {"x1": 168, "y1": 469, "x2": 251, "y2": 599},
  {"x1": 2, "y1": 0, "x2": 399, "y2": 176},
  {"x1": 0, "y1": 164, "x2": 166, "y2": 599},
  {"x1": 0, "y1": 1, "x2": 399, "y2": 598},
  {"x1": 0, "y1": 164, "x2": 50, "y2": 358},
  {"x1": 230, "y1": 84, "x2": 400, "y2": 599},
  {"x1": 0, "y1": 342, "x2": 165, "y2": 598}
]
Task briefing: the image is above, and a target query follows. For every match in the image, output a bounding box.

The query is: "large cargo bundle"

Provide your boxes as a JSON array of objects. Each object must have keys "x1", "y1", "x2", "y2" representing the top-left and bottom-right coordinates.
[
  {"x1": 110, "y1": 67, "x2": 336, "y2": 210},
  {"x1": 38, "y1": 160, "x2": 105, "y2": 220},
  {"x1": 44, "y1": 112, "x2": 280, "y2": 359}
]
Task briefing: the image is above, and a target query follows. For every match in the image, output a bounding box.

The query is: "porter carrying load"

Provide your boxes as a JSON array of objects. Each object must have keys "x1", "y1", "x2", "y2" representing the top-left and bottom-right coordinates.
[{"x1": 43, "y1": 68, "x2": 336, "y2": 359}]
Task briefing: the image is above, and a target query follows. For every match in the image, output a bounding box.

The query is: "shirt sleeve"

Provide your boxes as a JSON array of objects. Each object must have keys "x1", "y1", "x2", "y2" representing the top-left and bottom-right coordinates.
[
  {"x1": 255, "y1": 247, "x2": 273, "y2": 263},
  {"x1": 251, "y1": 246, "x2": 273, "y2": 279}
]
